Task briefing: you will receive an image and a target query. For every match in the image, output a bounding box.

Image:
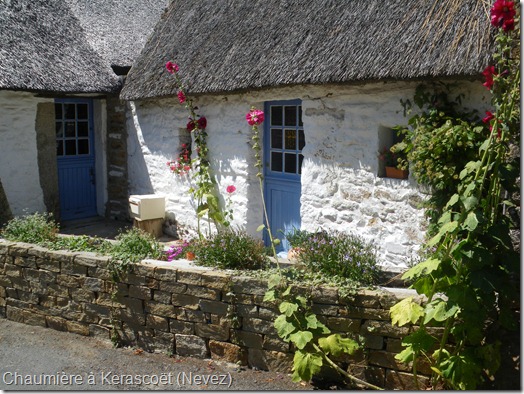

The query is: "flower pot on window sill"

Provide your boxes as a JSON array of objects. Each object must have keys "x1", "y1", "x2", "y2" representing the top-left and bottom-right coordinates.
[{"x1": 385, "y1": 166, "x2": 409, "y2": 179}]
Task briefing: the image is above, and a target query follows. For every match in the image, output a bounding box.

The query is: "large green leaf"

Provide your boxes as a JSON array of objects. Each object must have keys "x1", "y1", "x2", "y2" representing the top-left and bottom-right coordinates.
[
  {"x1": 390, "y1": 297, "x2": 424, "y2": 326},
  {"x1": 279, "y1": 301, "x2": 299, "y2": 317},
  {"x1": 274, "y1": 315, "x2": 296, "y2": 340},
  {"x1": 289, "y1": 331, "x2": 314, "y2": 350},
  {"x1": 402, "y1": 258, "x2": 441, "y2": 280},
  {"x1": 462, "y1": 211, "x2": 479, "y2": 231},
  {"x1": 318, "y1": 334, "x2": 359, "y2": 357},
  {"x1": 423, "y1": 298, "x2": 460, "y2": 324},
  {"x1": 427, "y1": 221, "x2": 458, "y2": 247},
  {"x1": 291, "y1": 350, "x2": 323, "y2": 382}
]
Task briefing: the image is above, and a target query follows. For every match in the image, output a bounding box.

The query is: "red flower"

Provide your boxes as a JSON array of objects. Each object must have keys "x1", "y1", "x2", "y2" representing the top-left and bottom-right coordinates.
[
  {"x1": 482, "y1": 65, "x2": 497, "y2": 90},
  {"x1": 482, "y1": 111, "x2": 494, "y2": 124},
  {"x1": 226, "y1": 185, "x2": 236, "y2": 194},
  {"x1": 197, "y1": 116, "x2": 207, "y2": 129},
  {"x1": 490, "y1": 0, "x2": 516, "y2": 31},
  {"x1": 187, "y1": 119, "x2": 196, "y2": 132},
  {"x1": 177, "y1": 91, "x2": 186, "y2": 104},
  {"x1": 246, "y1": 108, "x2": 264, "y2": 126},
  {"x1": 166, "y1": 61, "x2": 179, "y2": 74}
]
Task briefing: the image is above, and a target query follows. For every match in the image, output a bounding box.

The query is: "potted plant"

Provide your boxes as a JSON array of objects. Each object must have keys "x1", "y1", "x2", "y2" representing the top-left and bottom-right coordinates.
[{"x1": 378, "y1": 145, "x2": 409, "y2": 179}]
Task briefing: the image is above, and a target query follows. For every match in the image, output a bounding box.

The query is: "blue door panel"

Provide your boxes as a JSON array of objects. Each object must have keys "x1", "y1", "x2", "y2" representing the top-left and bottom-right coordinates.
[
  {"x1": 55, "y1": 99, "x2": 97, "y2": 220},
  {"x1": 263, "y1": 100, "x2": 303, "y2": 253},
  {"x1": 265, "y1": 178, "x2": 301, "y2": 252},
  {"x1": 57, "y1": 159, "x2": 96, "y2": 220}
]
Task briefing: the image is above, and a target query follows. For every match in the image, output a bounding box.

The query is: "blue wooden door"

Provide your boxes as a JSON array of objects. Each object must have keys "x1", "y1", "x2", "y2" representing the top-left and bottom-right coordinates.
[
  {"x1": 55, "y1": 99, "x2": 97, "y2": 220},
  {"x1": 264, "y1": 100, "x2": 304, "y2": 254}
]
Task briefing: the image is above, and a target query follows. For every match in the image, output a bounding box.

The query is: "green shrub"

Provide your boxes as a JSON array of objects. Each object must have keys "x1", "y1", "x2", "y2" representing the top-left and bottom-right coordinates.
[
  {"x1": 191, "y1": 229, "x2": 268, "y2": 270},
  {"x1": 1, "y1": 212, "x2": 58, "y2": 244},
  {"x1": 46, "y1": 235, "x2": 112, "y2": 254},
  {"x1": 296, "y1": 230, "x2": 379, "y2": 285},
  {"x1": 284, "y1": 227, "x2": 312, "y2": 248},
  {"x1": 108, "y1": 228, "x2": 165, "y2": 280}
]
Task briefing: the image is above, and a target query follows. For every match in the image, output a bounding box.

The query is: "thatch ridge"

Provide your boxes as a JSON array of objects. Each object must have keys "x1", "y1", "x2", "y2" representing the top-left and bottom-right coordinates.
[
  {"x1": 121, "y1": 0, "x2": 495, "y2": 100},
  {"x1": 64, "y1": 0, "x2": 168, "y2": 69},
  {"x1": 0, "y1": 0, "x2": 121, "y2": 94}
]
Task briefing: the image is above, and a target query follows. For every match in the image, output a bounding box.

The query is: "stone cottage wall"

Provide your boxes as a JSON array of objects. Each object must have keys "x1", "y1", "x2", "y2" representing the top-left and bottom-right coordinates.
[
  {"x1": 126, "y1": 80, "x2": 489, "y2": 270},
  {"x1": 0, "y1": 91, "x2": 50, "y2": 216},
  {"x1": 0, "y1": 239, "x2": 432, "y2": 390}
]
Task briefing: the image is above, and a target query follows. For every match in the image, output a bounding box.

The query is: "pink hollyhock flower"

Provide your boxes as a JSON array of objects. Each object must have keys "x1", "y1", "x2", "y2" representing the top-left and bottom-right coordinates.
[
  {"x1": 490, "y1": 0, "x2": 516, "y2": 31},
  {"x1": 482, "y1": 111, "x2": 494, "y2": 124},
  {"x1": 226, "y1": 185, "x2": 236, "y2": 194},
  {"x1": 166, "y1": 61, "x2": 179, "y2": 74},
  {"x1": 246, "y1": 108, "x2": 264, "y2": 126},
  {"x1": 482, "y1": 65, "x2": 496, "y2": 90},
  {"x1": 197, "y1": 116, "x2": 207, "y2": 129},
  {"x1": 177, "y1": 91, "x2": 186, "y2": 104}
]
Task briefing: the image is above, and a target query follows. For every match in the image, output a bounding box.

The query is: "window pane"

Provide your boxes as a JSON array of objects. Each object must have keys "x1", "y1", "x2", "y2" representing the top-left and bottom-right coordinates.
[
  {"x1": 270, "y1": 106, "x2": 283, "y2": 126},
  {"x1": 77, "y1": 104, "x2": 88, "y2": 119},
  {"x1": 284, "y1": 106, "x2": 296, "y2": 126},
  {"x1": 56, "y1": 123, "x2": 64, "y2": 138},
  {"x1": 55, "y1": 104, "x2": 62, "y2": 120},
  {"x1": 271, "y1": 129, "x2": 282, "y2": 149},
  {"x1": 285, "y1": 129, "x2": 296, "y2": 150},
  {"x1": 64, "y1": 104, "x2": 75, "y2": 119},
  {"x1": 271, "y1": 152, "x2": 282, "y2": 172},
  {"x1": 65, "y1": 140, "x2": 76, "y2": 156},
  {"x1": 78, "y1": 139, "x2": 89, "y2": 155},
  {"x1": 298, "y1": 106, "x2": 303, "y2": 126},
  {"x1": 56, "y1": 140, "x2": 64, "y2": 156},
  {"x1": 298, "y1": 130, "x2": 305, "y2": 150},
  {"x1": 65, "y1": 122, "x2": 76, "y2": 137},
  {"x1": 284, "y1": 153, "x2": 297, "y2": 174},
  {"x1": 77, "y1": 122, "x2": 88, "y2": 137},
  {"x1": 298, "y1": 154, "x2": 304, "y2": 174}
]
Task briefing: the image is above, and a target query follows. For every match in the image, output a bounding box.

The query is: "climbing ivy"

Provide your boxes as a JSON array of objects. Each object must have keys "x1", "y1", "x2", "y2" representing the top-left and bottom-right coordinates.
[{"x1": 390, "y1": 2, "x2": 520, "y2": 390}]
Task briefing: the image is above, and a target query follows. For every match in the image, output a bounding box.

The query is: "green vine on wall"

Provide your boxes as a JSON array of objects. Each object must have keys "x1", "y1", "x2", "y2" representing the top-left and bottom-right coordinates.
[{"x1": 390, "y1": 1, "x2": 520, "y2": 390}]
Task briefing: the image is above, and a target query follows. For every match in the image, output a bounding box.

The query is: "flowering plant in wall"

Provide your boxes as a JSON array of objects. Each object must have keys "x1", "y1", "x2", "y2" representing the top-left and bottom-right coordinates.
[{"x1": 165, "y1": 61, "x2": 229, "y2": 236}]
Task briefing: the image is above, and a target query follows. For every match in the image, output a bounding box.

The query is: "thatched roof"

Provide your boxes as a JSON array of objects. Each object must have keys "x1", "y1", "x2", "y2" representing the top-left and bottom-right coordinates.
[
  {"x1": 64, "y1": 0, "x2": 168, "y2": 71},
  {"x1": 121, "y1": 0, "x2": 495, "y2": 100},
  {"x1": 0, "y1": 0, "x2": 121, "y2": 94}
]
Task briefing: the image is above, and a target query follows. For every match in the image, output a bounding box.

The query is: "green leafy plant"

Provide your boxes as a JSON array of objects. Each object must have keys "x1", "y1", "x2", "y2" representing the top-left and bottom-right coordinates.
[
  {"x1": 108, "y1": 227, "x2": 165, "y2": 281},
  {"x1": 1, "y1": 212, "x2": 58, "y2": 244},
  {"x1": 264, "y1": 274, "x2": 382, "y2": 389},
  {"x1": 390, "y1": 3, "x2": 520, "y2": 390},
  {"x1": 391, "y1": 84, "x2": 486, "y2": 234},
  {"x1": 292, "y1": 230, "x2": 379, "y2": 285},
  {"x1": 45, "y1": 234, "x2": 112, "y2": 253},
  {"x1": 190, "y1": 228, "x2": 268, "y2": 270}
]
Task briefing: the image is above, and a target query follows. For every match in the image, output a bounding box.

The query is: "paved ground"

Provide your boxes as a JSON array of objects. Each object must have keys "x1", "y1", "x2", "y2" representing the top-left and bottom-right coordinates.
[{"x1": 0, "y1": 318, "x2": 311, "y2": 391}]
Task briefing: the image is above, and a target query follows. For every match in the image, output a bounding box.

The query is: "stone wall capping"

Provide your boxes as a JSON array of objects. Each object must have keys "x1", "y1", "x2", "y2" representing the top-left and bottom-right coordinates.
[{"x1": 0, "y1": 241, "x2": 434, "y2": 387}]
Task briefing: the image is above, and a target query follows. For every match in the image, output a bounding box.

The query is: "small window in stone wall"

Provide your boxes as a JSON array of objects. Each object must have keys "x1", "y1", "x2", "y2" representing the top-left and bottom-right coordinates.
[{"x1": 377, "y1": 126, "x2": 407, "y2": 179}]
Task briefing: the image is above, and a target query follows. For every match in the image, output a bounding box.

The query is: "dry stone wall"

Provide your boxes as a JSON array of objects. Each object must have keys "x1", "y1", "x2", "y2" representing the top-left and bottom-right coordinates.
[{"x1": 0, "y1": 239, "x2": 431, "y2": 390}]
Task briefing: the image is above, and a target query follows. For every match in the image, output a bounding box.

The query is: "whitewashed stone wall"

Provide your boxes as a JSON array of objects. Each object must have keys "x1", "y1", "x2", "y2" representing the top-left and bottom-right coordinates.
[
  {"x1": 0, "y1": 91, "x2": 50, "y2": 216},
  {"x1": 126, "y1": 81, "x2": 489, "y2": 270}
]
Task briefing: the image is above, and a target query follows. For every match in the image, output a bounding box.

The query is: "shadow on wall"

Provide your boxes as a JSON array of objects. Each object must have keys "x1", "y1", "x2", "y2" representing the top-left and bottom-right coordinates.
[
  {"x1": 126, "y1": 101, "x2": 155, "y2": 195},
  {"x1": 0, "y1": 178, "x2": 13, "y2": 227}
]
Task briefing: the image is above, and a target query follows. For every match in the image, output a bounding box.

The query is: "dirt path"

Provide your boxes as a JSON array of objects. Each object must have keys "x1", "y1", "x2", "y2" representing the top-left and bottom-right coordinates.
[{"x1": 0, "y1": 318, "x2": 311, "y2": 391}]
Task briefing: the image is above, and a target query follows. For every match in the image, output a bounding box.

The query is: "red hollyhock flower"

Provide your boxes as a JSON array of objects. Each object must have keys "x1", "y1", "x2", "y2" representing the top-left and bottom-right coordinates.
[
  {"x1": 226, "y1": 185, "x2": 236, "y2": 194},
  {"x1": 482, "y1": 65, "x2": 497, "y2": 90},
  {"x1": 197, "y1": 116, "x2": 207, "y2": 129},
  {"x1": 490, "y1": 0, "x2": 516, "y2": 31},
  {"x1": 165, "y1": 61, "x2": 179, "y2": 74},
  {"x1": 187, "y1": 119, "x2": 196, "y2": 132},
  {"x1": 482, "y1": 111, "x2": 495, "y2": 124},
  {"x1": 177, "y1": 91, "x2": 186, "y2": 104}
]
